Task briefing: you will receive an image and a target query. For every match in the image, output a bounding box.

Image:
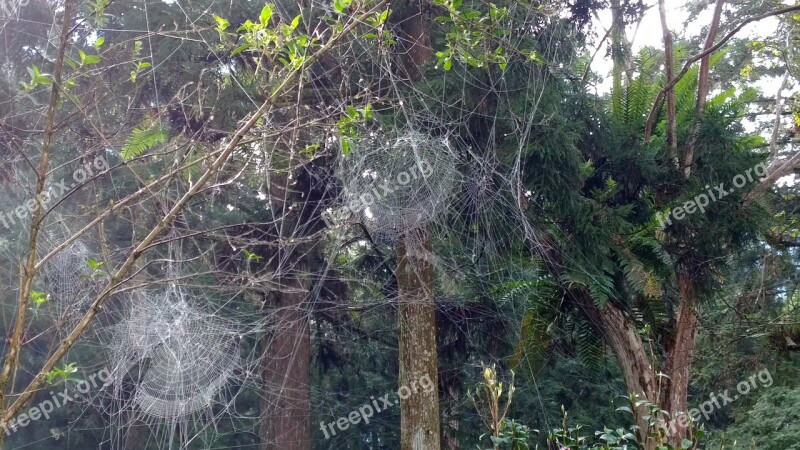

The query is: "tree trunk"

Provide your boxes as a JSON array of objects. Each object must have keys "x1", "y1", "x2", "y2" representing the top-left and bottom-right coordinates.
[
  {"x1": 392, "y1": 0, "x2": 432, "y2": 81},
  {"x1": 397, "y1": 228, "x2": 441, "y2": 450},
  {"x1": 591, "y1": 300, "x2": 658, "y2": 448},
  {"x1": 259, "y1": 275, "x2": 311, "y2": 450},
  {"x1": 588, "y1": 278, "x2": 699, "y2": 449},
  {"x1": 609, "y1": 0, "x2": 631, "y2": 94},
  {"x1": 661, "y1": 271, "x2": 700, "y2": 445}
]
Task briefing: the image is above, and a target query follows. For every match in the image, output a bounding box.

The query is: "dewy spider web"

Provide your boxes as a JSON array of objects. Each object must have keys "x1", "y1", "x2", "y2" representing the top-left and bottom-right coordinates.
[
  {"x1": 105, "y1": 288, "x2": 241, "y2": 421},
  {"x1": 336, "y1": 129, "x2": 458, "y2": 243},
  {"x1": 96, "y1": 229, "x2": 255, "y2": 449},
  {"x1": 39, "y1": 226, "x2": 100, "y2": 332}
]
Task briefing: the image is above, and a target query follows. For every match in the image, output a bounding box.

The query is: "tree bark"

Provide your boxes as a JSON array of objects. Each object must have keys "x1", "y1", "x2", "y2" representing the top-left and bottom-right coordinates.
[
  {"x1": 392, "y1": 0, "x2": 432, "y2": 81},
  {"x1": 661, "y1": 271, "x2": 700, "y2": 445},
  {"x1": 588, "y1": 299, "x2": 658, "y2": 448},
  {"x1": 397, "y1": 228, "x2": 441, "y2": 450},
  {"x1": 260, "y1": 276, "x2": 311, "y2": 450},
  {"x1": 0, "y1": 0, "x2": 75, "y2": 433},
  {"x1": 609, "y1": 0, "x2": 627, "y2": 116}
]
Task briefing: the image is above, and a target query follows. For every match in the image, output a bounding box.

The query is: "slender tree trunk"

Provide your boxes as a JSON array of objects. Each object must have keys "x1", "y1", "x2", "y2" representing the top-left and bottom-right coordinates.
[
  {"x1": 681, "y1": 0, "x2": 725, "y2": 176},
  {"x1": 397, "y1": 228, "x2": 441, "y2": 450},
  {"x1": 609, "y1": 0, "x2": 629, "y2": 103},
  {"x1": 0, "y1": 1, "x2": 75, "y2": 444},
  {"x1": 260, "y1": 275, "x2": 311, "y2": 450}
]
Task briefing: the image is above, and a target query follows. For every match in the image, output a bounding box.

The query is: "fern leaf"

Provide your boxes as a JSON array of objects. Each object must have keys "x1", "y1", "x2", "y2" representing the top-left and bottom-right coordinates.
[{"x1": 121, "y1": 121, "x2": 167, "y2": 160}]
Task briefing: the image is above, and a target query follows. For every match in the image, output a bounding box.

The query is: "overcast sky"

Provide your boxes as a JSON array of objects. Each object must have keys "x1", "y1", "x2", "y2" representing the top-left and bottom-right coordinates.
[{"x1": 592, "y1": 0, "x2": 784, "y2": 96}]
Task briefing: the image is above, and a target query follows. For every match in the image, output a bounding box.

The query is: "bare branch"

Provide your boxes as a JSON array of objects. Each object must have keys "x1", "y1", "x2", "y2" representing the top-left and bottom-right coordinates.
[
  {"x1": 657, "y1": 0, "x2": 677, "y2": 159},
  {"x1": 681, "y1": 0, "x2": 724, "y2": 178},
  {"x1": 0, "y1": 1, "x2": 76, "y2": 437},
  {"x1": 744, "y1": 150, "x2": 800, "y2": 206}
]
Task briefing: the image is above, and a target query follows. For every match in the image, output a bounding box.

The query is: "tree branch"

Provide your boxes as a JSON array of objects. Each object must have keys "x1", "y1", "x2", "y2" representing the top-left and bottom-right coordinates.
[
  {"x1": 770, "y1": 71, "x2": 790, "y2": 160},
  {"x1": 0, "y1": 1, "x2": 75, "y2": 440},
  {"x1": 680, "y1": 0, "x2": 725, "y2": 178},
  {"x1": 657, "y1": 0, "x2": 677, "y2": 159}
]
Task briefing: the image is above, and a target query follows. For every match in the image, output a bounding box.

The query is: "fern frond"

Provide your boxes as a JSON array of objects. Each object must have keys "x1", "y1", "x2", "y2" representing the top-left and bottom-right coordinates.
[
  {"x1": 511, "y1": 311, "x2": 552, "y2": 376},
  {"x1": 563, "y1": 315, "x2": 605, "y2": 371},
  {"x1": 121, "y1": 121, "x2": 168, "y2": 160},
  {"x1": 498, "y1": 277, "x2": 558, "y2": 377},
  {"x1": 560, "y1": 269, "x2": 614, "y2": 306}
]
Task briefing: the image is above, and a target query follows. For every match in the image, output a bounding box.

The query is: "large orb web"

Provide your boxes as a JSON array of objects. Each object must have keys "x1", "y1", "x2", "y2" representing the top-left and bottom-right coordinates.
[
  {"x1": 133, "y1": 332, "x2": 239, "y2": 419},
  {"x1": 339, "y1": 130, "x2": 457, "y2": 242},
  {"x1": 107, "y1": 289, "x2": 241, "y2": 421}
]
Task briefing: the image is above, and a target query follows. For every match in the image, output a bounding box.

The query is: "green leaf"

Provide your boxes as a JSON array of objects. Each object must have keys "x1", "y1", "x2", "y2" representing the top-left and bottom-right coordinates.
[
  {"x1": 290, "y1": 14, "x2": 301, "y2": 30},
  {"x1": 214, "y1": 15, "x2": 229, "y2": 31},
  {"x1": 333, "y1": 0, "x2": 352, "y2": 13},
  {"x1": 45, "y1": 363, "x2": 78, "y2": 385},
  {"x1": 259, "y1": 4, "x2": 273, "y2": 24},
  {"x1": 463, "y1": 9, "x2": 481, "y2": 19},
  {"x1": 443, "y1": 58, "x2": 452, "y2": 70},
  {"x1": 82, "y1": 54, "x2": 101, "y2": 65},
  {"x1": 30, "y1": 290, "x2": 48, "y2": 307},
  {"x1": 681, "y1": 439, "x2": 693, "y2": 449},
  {"x1": 231, "y1": 43, "x2": 251, "y2": 57},
  {"x1": 94, "y1": 36, "x2": 105, "y2": 49},
  {"x1": 237, "y1": 19, "x2": 255, "y2": 33},
  {"x1": 243, "y1": 249, "x2": 263, "y2": 262}
]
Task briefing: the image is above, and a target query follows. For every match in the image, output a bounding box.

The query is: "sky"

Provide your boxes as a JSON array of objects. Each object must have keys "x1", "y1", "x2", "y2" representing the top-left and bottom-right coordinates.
[{"x1": 592, "y1": 0, "x2": 784, "y2": 96}]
